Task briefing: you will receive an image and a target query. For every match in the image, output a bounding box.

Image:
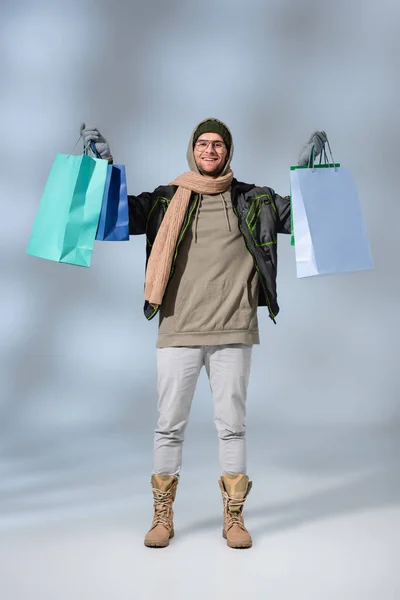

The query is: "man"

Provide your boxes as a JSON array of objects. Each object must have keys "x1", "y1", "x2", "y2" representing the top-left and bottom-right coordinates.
[{"x1": 81, "y1": 119, "x2": 326, "y2": 549}]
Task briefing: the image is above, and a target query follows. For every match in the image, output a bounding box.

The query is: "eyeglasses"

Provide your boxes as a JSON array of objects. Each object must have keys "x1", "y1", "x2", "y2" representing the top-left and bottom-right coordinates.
[{"x1": 194, "y1": 139, "x2": 226, "y2": 152}]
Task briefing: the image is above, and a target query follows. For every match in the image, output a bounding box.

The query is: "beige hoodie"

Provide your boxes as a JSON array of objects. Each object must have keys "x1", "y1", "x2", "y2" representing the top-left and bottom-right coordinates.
[{"x1": 156, "y1": 119, "x2": 260, "y2": 348}]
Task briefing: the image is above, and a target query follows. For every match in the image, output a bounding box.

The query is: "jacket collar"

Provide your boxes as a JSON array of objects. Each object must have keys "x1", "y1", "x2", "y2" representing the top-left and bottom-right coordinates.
[{"x1": 231, "y1": 178, "x2": 255, "y2": 201}]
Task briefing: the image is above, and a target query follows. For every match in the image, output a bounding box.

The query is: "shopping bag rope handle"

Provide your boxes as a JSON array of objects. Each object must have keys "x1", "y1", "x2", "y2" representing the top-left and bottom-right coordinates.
[
  {"x1": 67, "y1": 136, "x2": 101, "y2": 159},
  {"x1": 67, "y1": 135, "x2": 83, "y2": 158},
  {"x1": 89, "y1": 141, "x2": 101, "y2": 158},
  {"x1": 308, "y1": 137, "x2": 337, "y2": 172}
]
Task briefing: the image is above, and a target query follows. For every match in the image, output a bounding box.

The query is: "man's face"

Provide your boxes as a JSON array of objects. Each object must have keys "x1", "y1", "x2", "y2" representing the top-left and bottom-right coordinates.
[{"x1": 193, "y1": 132, "x2": 228, "y2": 176}]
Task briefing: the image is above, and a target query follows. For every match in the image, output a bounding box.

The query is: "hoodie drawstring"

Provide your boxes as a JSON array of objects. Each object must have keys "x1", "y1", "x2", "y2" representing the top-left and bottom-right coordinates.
[
  {"x1": 220, "y1": 193, "x2": 231, "y2": 233},
  {"x1": 194, "y1": 194, "x2": 202, "y2": 243},
  {"x1": 194, "y1": 193, "x2": 231, "y2": 243}
]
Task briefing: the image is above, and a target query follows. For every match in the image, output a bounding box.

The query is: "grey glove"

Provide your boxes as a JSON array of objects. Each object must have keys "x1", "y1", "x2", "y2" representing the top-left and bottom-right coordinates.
[
  {"x1": 80, "y1": 122, "x2": 113, "y2": 161},
  {"x1": 298, "y1": 131, "x2": 328, "y2": 166}
]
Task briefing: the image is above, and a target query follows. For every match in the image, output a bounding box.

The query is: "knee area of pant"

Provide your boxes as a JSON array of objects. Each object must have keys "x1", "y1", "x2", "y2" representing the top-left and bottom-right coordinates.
[
  {"x1": 154, "y1": 428, "x2": 185, "y2": 442},
  {"x1": 217, "y1": 428, "x2": 246, "y2": 441},
  {"x1": 156, "y1": 418, "x2": 187, "y2": 435}
]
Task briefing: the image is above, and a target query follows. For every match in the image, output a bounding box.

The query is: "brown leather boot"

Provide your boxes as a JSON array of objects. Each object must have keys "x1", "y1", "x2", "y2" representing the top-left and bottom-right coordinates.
[
  {"x1": 144, "y1": 474, "x2": 178, "y2": 548},
  {"x1": 219, "y1": 474, "x2": 253, "y2": 549}
]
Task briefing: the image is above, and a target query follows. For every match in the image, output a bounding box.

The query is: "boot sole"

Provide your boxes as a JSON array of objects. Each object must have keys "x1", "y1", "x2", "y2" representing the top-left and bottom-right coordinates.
[
  {"x1": 144, "y1": 531, "x2": 174, "y2": 548},
  {"x1": 144, "y1": 541, "x2": 169, "y2": 548}
]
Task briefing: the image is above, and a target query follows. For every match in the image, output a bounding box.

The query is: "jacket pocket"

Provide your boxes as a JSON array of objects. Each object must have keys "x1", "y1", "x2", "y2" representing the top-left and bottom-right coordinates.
[{"x1": 245, "y1": 195, "x2": 277, "y2": 248}]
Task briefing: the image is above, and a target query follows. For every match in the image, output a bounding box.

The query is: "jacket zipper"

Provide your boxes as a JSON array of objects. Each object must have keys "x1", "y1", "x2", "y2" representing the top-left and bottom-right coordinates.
[{"x1": 233, "y1": 205, "x2": 276, "y2": 324}]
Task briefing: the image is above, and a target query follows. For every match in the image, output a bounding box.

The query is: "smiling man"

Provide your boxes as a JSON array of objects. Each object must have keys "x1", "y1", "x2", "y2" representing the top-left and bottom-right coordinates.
[{"x1": 81, "y1": 118, "x2": 326, "y2": 549}]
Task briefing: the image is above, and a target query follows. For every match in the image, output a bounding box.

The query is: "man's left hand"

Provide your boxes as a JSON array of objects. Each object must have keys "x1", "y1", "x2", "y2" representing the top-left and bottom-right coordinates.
[{"x1": 298, "y1": 131, "x2": 327, "y2": 166}]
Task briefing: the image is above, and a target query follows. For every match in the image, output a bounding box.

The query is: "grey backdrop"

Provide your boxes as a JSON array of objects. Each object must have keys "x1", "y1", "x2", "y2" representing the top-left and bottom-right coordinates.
[{"x1": 1, "y1": 0, "x2": 399, "y2": 531}]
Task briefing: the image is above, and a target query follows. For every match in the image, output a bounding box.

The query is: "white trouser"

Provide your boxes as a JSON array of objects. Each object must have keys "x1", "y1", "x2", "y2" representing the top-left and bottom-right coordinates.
[{"x1": 154, "y1": 344, "x2": 253, "y2": 476}]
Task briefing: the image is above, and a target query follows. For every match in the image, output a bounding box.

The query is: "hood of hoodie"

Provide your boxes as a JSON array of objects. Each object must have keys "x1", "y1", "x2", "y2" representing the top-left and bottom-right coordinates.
[{"x1": 186, "y1": 118, "x2": 234, "y2": 176}]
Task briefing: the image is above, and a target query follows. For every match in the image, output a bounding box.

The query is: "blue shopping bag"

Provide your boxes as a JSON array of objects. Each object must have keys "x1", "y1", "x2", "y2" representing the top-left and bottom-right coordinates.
[
  {"x1": 27, "y1": 152, "x2": 108, "y2": 267},
  {"x1": 95, "y1": 162, "x2": 129, "y2": 241}
]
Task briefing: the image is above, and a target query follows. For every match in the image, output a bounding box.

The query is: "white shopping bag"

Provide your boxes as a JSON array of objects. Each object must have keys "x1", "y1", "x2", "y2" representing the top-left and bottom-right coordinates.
[{"x1": 290, "y1": 155, "x2": 373, "y2": 278}]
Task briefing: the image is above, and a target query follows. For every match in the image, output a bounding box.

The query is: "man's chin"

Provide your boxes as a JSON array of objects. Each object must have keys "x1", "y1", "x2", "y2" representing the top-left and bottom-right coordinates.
[{"x1": 199, "y1": 166, "x2": 224, "y2": 177}]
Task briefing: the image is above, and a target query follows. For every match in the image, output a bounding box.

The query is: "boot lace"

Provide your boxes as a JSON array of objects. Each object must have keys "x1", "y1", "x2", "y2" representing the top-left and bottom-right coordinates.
[
  {"x1": 222, "y1": 491, "x2": 247, "y2": 530},
  {"x1": 152, "y1": 489, "x2": 173, "y2": 528}
]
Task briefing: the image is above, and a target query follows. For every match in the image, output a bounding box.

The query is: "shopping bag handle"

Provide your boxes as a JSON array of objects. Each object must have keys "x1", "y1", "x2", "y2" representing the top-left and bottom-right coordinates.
[
  {"x1": 67, "y1": 135, "x2": 101, "y2": 159},
  {"x1": 83, "y1": 139, "x2": 101, "y2": 158},
  {"x1": 308, "y1": 136, "x2": 337, "y2": 172},
  {"x1": 89, "y1": 141, "x2": 101, "y2": 158}
]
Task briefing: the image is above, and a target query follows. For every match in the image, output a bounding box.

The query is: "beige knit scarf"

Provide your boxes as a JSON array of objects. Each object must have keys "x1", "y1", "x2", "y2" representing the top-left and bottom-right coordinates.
[{"x1": 144, "y1": 169, "x2": 234, "y2": 308}]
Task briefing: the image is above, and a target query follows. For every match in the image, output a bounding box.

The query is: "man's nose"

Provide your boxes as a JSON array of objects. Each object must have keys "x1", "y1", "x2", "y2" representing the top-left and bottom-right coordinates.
[{"x1": 205, "y1": 143, "x2": 218, "y2": 154}]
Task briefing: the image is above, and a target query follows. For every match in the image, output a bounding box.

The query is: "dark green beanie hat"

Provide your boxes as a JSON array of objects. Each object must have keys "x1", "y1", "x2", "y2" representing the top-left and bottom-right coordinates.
[{"x1": 193, "y1": 119, "x2": 232, "y2": 151}]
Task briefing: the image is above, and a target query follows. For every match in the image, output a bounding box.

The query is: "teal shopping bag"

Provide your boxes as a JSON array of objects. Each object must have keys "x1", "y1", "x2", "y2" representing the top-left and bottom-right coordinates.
[{"x1": 27, "y1": 153, "x2": 108, "y2": 267}]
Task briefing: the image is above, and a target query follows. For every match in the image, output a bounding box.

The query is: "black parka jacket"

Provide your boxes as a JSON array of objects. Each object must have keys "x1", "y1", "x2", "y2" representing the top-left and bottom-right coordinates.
[{"x1": 128, "y1": 178, "x2": 291, "y2": 324}]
